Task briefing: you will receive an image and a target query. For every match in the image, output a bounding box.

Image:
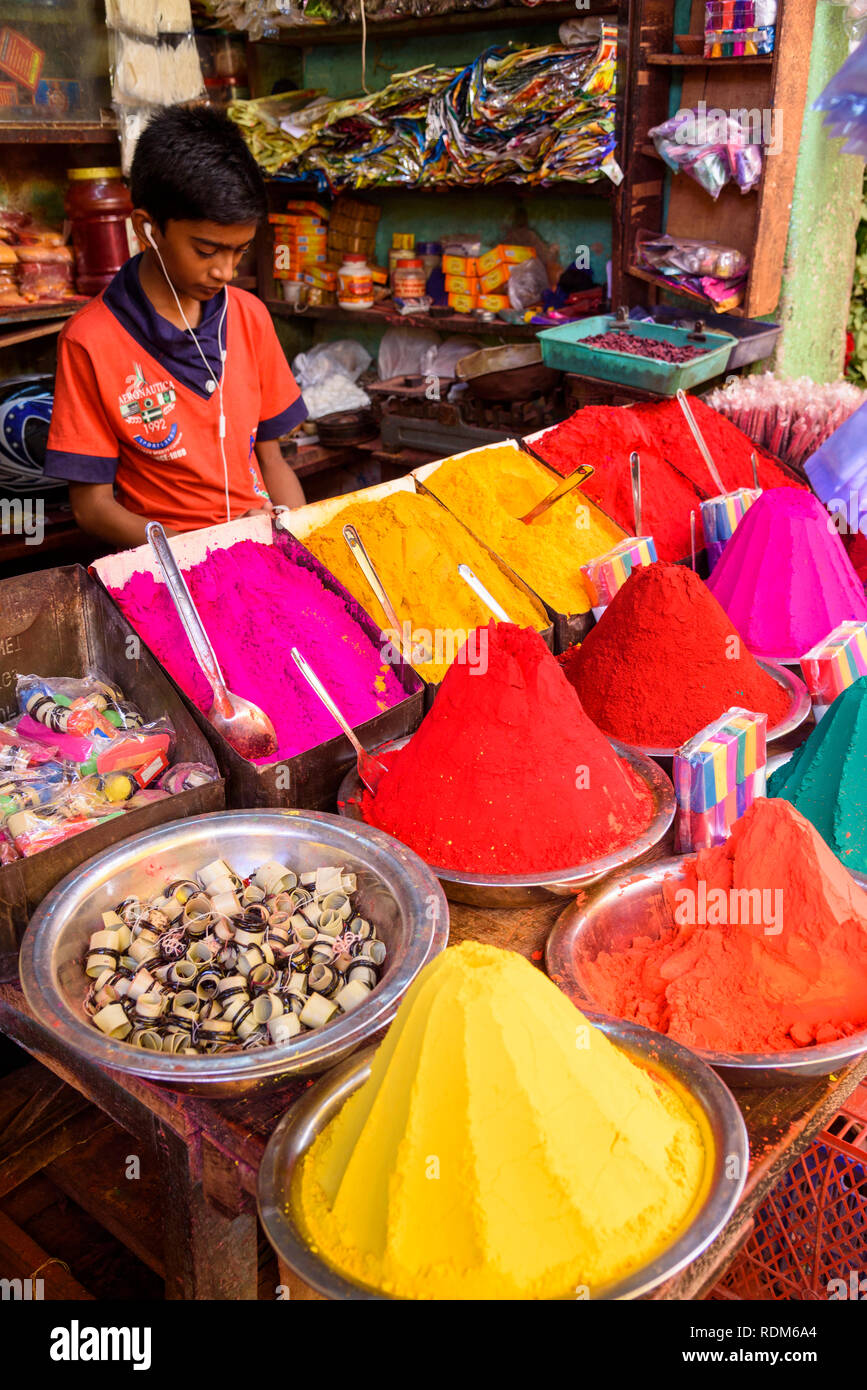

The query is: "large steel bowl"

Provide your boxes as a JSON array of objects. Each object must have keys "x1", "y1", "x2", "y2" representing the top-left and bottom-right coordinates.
[
  {"x1": 624, "y1": 661, "x2": 811, "y2": 770},
  {"x1": 20, "y1": 810, "x2": 449, "y2": 1097},
  {"x1": 546, "y1": 856, "x2": 867, "y2": 1085},
  {"x1": 258, "y1": 1028, "x2": 748, "y2": 1300},
  {"x1": 337, "y1": 736, "x2": 676, "y2": 907}
]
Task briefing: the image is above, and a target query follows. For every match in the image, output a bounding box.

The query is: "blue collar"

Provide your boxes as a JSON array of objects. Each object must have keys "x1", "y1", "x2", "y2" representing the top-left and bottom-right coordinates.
[{"x1": 103, "y1": 253, "x2": 226, "y2": 401}]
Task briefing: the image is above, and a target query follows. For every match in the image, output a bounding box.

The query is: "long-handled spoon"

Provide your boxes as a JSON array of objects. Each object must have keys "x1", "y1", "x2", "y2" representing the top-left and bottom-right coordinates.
[
  {"x1": 630, "y1": 451, "x2": 642, "y2": 535},
  {"x1": 676, "y1": 388, "x2": 726, "y2": 495},
  {"x1": 342, "y1": 524, "x2": 432, "y2": 666},
  {"x1": 146, "y1": 522, "x2": 277, "y2": 761},
  {"x1": 290, "y1": 647, "x2": 388, "y2": 795},
  {"x1": 751, "y1": 451, "x2": 761, "y2": 490},
  {"x1": 519, "y1": 464, "x2": 595, "y2": 525},
  {"x1": 457, "y1": 564, "x2": 513, "y2": 623}
]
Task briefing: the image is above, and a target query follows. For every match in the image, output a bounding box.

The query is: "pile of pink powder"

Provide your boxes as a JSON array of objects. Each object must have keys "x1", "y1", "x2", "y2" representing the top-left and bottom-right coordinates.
[{"x1": 110, "y1": 538, "x2": 411, "y2": 761}]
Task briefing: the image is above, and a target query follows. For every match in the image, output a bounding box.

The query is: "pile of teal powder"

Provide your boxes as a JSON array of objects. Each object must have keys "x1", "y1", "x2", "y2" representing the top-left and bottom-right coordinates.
[{"x1": 768, "y1": 676, "x2": 867, "y2": 872}]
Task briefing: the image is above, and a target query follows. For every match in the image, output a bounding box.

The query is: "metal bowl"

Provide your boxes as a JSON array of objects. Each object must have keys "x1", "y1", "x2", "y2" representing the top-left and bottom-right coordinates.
[
  {"x1": 337, "y1": 736, "x2": 676, "y2": 908},
  {"x1": 258, "y1": 1029, "x2": 748, "y2": 1300},
  {"x1": 546, "y1": 856, "x2": 867, "y2": 1085},
  {"x1": 623, "y1": 661, "x2": 811, "y2": 770},
  {"x1": 19, "y1": 810, "x2": 449, "y2": 1097}
]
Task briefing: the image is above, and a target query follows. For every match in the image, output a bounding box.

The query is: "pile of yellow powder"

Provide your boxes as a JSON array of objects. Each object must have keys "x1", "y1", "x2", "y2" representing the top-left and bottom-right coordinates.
[
  {"x1": 297, "y1": 942, "x2": 709, "y2": 1299},
  {"x1": 425, "y1": 444, "x2": 627, "y2": 614},
  {"x1": 300, "y1": 490, "x2": 549, "y2": 681}
]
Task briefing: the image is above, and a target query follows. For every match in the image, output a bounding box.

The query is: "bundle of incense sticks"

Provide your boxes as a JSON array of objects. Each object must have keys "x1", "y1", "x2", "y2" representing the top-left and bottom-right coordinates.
[{"x1": 705, "y1": 373, "x2": 866, "y2": 471}]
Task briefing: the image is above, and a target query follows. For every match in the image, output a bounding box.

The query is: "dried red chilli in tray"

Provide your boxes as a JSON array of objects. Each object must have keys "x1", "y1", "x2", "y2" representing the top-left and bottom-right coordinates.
[{"x1": 578, "y1": 331, "x2": 705, "y2": 363}]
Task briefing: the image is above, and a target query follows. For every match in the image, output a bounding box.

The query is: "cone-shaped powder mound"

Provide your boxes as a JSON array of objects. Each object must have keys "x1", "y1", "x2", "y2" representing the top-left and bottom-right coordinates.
[
  {"x1": 706, "y1": 489, "x2": 867, "y2": 661},
  {"x1": 559, "y1": 562, "x2": 790, "y2": 747},
  {"x1": 768, "y1": 676, "x2": 867, "y2": 872},
  {"x1": 360, "y1": 622, "x2": 654, "y2": 874},
  {"x1": 298, "y1": 942, "x2": 708, "y2": 1299},
  {"x1": 583, "y1": 799, "x2": 867, "y2": 1053}
]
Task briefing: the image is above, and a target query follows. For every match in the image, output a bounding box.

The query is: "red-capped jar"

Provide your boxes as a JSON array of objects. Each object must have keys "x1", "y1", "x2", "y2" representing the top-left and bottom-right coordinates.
[{"x1": 65, "y1": 167, "x2": 134, "y2": 296}]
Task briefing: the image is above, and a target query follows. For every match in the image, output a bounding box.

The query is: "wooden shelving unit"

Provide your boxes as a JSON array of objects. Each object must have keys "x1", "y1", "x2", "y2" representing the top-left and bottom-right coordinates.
[
  {"x1": 250, "y1": 1, "x2": 618, "y2": 46},
  {"x1": 267, "y1": 175, "x2": 617, "y2": 199},
  {"x1": 645, "y1": 53, "x2": 773, "y2": 67},
  {"x1": 619, "y1": 0, "x2": 819, "y2": 320},
  {"x1": 0, "y1": 120, "x2": 117, "y2": 144},
  {"x1": 267, "y1": 298, "x2": 542, "y2": 338}
]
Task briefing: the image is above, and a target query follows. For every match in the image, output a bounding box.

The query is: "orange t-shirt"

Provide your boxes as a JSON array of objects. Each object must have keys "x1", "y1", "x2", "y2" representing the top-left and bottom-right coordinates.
[{"x1": 46, "y1": 254, "x2": 306, "y2": 532}]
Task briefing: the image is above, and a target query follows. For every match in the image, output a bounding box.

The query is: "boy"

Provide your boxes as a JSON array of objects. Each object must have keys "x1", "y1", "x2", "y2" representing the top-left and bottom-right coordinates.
[{"x1": 46, "y1": 105, "x2": 307, "y2": 546}]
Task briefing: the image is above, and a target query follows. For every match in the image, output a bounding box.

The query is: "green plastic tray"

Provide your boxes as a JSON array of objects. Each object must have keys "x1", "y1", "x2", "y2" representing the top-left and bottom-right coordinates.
[{"x1": 537, "y1": 315, "x2": 736, "y2": 396}]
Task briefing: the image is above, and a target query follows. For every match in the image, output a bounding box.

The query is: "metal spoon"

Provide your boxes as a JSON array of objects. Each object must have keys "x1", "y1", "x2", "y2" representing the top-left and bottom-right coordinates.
[
  {"x1": 750, "y1": 451, "x2": 761, "y2": 490},
  {"x1": 630, "y1": 451, "x2": 642, "y2": 534},
  {"x1": 342, "y1": 524, "x2": 432, "y2": 666},
  {"x1": 457, "y1": 564, "x2": 513, "y2": 623},
  {"x1": 676, "y1": 388, "x2": 726, "y2": 495},
  {"x1": 146, "y1": 522, "x2": 278, "y2": 761},
  {"x1": 291, "y1": 646, "x2": 387, "y2": 796},
  {"x1": 519, "y1": 464, "x2": 595, "y2": 525}
]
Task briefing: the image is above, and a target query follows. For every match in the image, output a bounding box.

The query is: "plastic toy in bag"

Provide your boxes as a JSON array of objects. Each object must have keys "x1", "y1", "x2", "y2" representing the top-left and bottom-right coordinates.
[
  {"x1": 5, "y1": 789, "x2": 124, "y2": 858},
  {"x1": 156, "y1": 762, "x2": 218, "y2": 795}
]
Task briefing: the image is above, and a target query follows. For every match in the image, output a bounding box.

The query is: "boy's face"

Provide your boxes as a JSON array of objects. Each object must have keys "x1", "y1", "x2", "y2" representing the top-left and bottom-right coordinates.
[{"x1": 135, "y1": 214, "x2": 258, "y2": 301}]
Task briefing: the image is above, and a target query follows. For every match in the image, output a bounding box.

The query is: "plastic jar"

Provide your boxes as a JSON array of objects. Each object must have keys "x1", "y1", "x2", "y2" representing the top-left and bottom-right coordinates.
[
  {"x1": 393, "y1": 257, "x2": 427, "y2": 300},
  {"x1": 337, "y1": 253, "x2": 374, "y2": 310},
  {"x1": 388, "y1": 232, "x2": 415, "y2": 280},
  {"x1": 416, "y1": 241, "x2": 441, "y2": 283},
  {"x1": 65, "y1": 167, "x2": 134, "y2": 296}
]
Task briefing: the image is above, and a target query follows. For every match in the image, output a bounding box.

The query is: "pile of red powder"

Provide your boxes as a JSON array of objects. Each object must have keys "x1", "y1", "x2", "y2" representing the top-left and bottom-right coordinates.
[
  {"x1": 359, "y1": 622, "x2": 654, "y2": 874},
  {"x1": 559, "y1": 562, "x2": 791, "y2": 747},
  {"x1": 534, "y1": 396, "x2": 802, "y2": 561},
  {"x1": 580, "y1": 798, "x2": 867, "y2": 1053}
]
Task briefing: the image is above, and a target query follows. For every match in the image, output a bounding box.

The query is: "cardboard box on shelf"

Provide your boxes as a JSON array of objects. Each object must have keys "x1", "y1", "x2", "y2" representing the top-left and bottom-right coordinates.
[
  {"x1": 448, "y1": 291, "x2": 479, "y2": 313},
  {"x1": 444, "y1": 274, "x2": 480, "y2": 295},
  {"x1": 479, "y1": 262, "x2": 511, "y2": 293},
  {"x1": 478, "y1": 292, "x2": 510, "y2": 312},
  {"x1": 442, "y1": 254, "x2": 478, "y2": 276}
]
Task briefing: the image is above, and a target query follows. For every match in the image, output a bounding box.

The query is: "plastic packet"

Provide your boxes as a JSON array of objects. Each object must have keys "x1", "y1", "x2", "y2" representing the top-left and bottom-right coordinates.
[
  {"x1": 507, "y1": 257, "x2": 549, "y2": 311},
  {"x1": 0, "y1": 722, "x2": 60, "y2": 774},
  {"x1": 0, "y1": 827, "x2": 19, "y2": 865},
  {"x1": 105, "y1": 0, "x2": 193, "y2": 36},
  {"x1": 157, "y1": 761, "x2": 219, "y2": 794},
  {"x1": 293, "y1": 340, "x2": 371, "y2": 388},
  {"x1": 5, "y1": 788, "x2": 124, "y2": 858},
  {"x1": 110, "y1": 31, "x2": 205, "y2": 107},
  {"x1": 377, "y1": 327, "x2": 439, "y2": 380}
]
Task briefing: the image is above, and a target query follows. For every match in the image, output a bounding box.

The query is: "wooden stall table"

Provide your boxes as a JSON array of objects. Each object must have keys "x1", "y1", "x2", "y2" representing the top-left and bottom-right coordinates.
[{"x1": 1, "y1": 897, "x2": 865, "y2": 1301}]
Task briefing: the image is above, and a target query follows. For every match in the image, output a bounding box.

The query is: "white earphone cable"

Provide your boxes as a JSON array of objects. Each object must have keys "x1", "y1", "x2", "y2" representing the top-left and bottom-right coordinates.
[{"x1": 144, "y1": 223, "x2": 231, "y2": 524}]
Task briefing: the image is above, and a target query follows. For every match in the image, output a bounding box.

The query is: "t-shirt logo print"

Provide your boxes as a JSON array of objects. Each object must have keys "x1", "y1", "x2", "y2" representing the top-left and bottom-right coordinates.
[{"x1": 118, "y1": 362, "x2": 177, "y2": 429}]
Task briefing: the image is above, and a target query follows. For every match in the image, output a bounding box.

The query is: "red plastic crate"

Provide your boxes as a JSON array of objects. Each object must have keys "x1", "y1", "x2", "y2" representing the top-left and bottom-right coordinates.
[{"x1": 712, "y1": 1083, "x2": 867, "y2": 1301}]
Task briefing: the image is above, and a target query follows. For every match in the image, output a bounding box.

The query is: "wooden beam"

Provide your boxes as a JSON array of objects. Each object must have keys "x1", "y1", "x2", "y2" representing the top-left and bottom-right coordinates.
[
  {"x1": 0, "y1": 1207, "x2": 93, "y2": 1299},
  {"x1": 0, "y1": 1064, "x2": 112, "y2": 1200}
]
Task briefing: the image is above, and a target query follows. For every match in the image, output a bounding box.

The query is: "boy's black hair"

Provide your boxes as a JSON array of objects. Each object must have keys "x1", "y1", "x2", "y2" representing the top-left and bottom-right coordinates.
[{"x1": 130, "y1": 105, "x2": 267, "y2": 229}]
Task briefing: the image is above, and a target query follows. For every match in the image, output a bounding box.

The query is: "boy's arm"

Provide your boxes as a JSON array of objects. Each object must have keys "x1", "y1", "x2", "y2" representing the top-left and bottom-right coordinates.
[
  {"x1": 68, "y1": 483, "x2": 177, "y2": 547},
  {"x1": 254, "y1": 439, "x2": 306, "y2": 509}
]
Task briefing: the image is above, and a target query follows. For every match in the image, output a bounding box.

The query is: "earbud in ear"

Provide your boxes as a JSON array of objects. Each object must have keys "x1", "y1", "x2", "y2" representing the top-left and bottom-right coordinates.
[{"x1": 143, "y1": 221, "x2": 154, "y2": 245}]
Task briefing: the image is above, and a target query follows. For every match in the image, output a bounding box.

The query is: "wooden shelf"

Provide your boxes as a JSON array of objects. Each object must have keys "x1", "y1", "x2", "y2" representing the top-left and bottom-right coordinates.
[
  {"x1": 267, "y1": 175, "x2": 616, "y2": 199},
  {"x1": 0, "y1": 120, "x2": 118, "y2": 144},
  {"x1": 646, "y1": 53, "x2": 773, "y2": 66},
  {"x1": 267, "y1": 298, "x2": 543, "y2": 337},
  {"x1": 253, "y1": 2, "x2": 617, "y2": 46},
  {"x1": 620, "y1": 0, "x2": 818, "y2": 321},
  {"x1": 626, "y1": 264, "x2": 744, "y2": 316},
  {"x1": 0, "y1": 302, "x2": 86, "y2": 329}
]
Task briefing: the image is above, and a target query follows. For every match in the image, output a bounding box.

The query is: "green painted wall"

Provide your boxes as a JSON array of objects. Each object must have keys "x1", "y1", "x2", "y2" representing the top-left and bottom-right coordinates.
[{"x1": 773, "y1": 4, "x2": 864, "y2": 381}]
